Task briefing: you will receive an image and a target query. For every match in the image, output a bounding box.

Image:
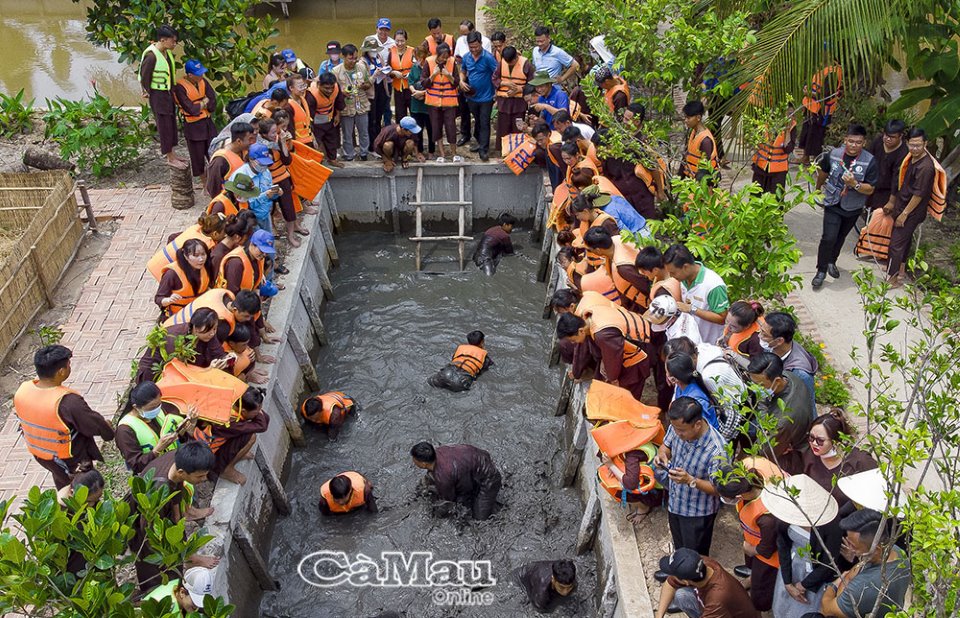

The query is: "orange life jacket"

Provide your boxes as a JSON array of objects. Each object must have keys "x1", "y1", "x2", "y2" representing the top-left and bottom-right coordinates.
[
  {"x1": 206, "y1": 192, "x2": 243, "y2": 217},
  {"x1": 575, "y1": 290, "x2": 616, "y2": 316},
  {"x1": 738, "y1": 497, "x2": 781, "y2": 568},
  {"x1": 580, "y1": 140, "x2": 602, "y2": 169},
  {"x1": 650, "y1": 277, "x2": 682, "y2": 302},
  {"x1": 565, "y1": 158, "x2": 601, "y2": 200},
  {"x1": 802, "y1": 65, "x2": 843, "y2": 116},
  {"x1": 160, "y1": 261, "x2": 211, "y2": 313},
  {"x1": 604, "y1": 237, "x2": 648, "y2": 309},
  {"x1": 579, "y1": 267, "x2": 621, "y2": 304},
  {"x1": 584, "y1": 305, "x2": 650, "y2": 367},
  {"x1": 854, "y1": 209, "x2": 894, "y2": 261},
  {"x1": 425, "y1": 56, "x2": 458, "y2": 107},
  {"x1": 593, "y1": 175, "x2": 624, "y2": 197},
  {"x1": 423, "y1": 34, "x2": 455, "y2": 57},
  {"x1": 210, "y1": 148, "x2": 245, "y2": 179},
  {"x1": 684, "y1": 128, "x2": 720, "y2": 177},
  {"x1": 898, "y1": 151, "x2": 948, "y2": 222},
  {"x1": 301, "y1": 391, "x2": 354, "y2": 425},
  {"x1": 634, "y1": 155, "x2": 668, "y2": 195},
  {"x1": 157, "y1": 359, "x2": 247, "y2": 425},
  {"x1": 251, "y1": 99, "x2": 274, "y2": 119},
  {"x1": 546, "y1": 130, "x2": 563, "y2": 167},
  {"x1": 268, "y1": 147, "x2": 291, "y2": 183},
  {"x1": 162, "y1": 288, "x2": 237, "y2": 334},
  {"x1": 753, "y1": 119, "x2": 796, "y2": 174},
  {"x1": 585, "y1": 380, "x2": 663, "y2": 433},
  {"x1": 723, "y1": 319, "x2": 761, "y2": 357},
  {"x1": 175, "y1": 77, "x2": 211, "y2": 123},
  {"x1": 603, "y1": 77, "x2": 630, "y2": 114},
  {"x1": 289, "y1": 96, "x2": 313, "y2": 143},
  {"x1": 146, "y1": 224, "x2": 217, "y2": 282},
  {"x1": 307, "y1": 83, "x2": 341, "y2": 120},
  {"x1": 225, "y1": 344, "x2": 253, "y2": 377},
  {"x1": 216, "y1": 246, "x2": 264, "y2": 291},
  {"x1": 579, "y1": 211, "x2": 618, "y2": 270},
  {"x1": 592, "y1": 419, "x2": 662, "y2": 458},
  {"x1": 192, "y1": 424, "x2": 227, "y2": 454},
  {"x1": 13, "y1": 381, "x2": 76, "y2": 461},
  {"x1": 740, "y1": 456, "x2": 786, "y2": 482},
  {"x1": 320, "y1": 471, "x2": 368, "y2": 514},
  {"x1": 389, "y1": 46, "x2": 415, "y2": 91},
  {"x1": 451, "y1": 344, "x2": 488, "y2": 377},
  {"x1": 496, "y1": 56, "x2": 528, "y2": 98},
  {"x1": 597, "y1": 457, "x2": 656, "y2": 501}
]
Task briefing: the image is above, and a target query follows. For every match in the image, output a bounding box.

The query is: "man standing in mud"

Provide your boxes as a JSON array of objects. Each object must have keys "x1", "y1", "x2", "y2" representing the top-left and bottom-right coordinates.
[{"x1": 410, "y1": 441, "x2": 501, "y2": 520}]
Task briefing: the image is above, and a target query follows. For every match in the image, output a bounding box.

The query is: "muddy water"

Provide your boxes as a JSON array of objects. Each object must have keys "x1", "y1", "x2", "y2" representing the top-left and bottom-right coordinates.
[
  {"x1": 0, "y1": 0, "x2": 471, "y2": 105},
  {"x1": 261, "y1": 233, "x2": 596, "y2": 617}
]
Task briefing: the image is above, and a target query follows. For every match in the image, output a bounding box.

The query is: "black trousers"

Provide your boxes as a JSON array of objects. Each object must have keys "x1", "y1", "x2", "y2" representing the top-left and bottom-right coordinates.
[
  {"x1": 458, "y1": 92, "x2": 474, "y2": 140},
  {"x1": 668, "y1": 511, "x2": 717, "y2": 556},
  {"x1": 466, "y1": 100, "x2": 493, "y2": 156},
  {"x1": 799, "y1": 112, "x2": 829, "y2": 158},
  {"x1": 751, "y1": 166, "x2": 788, "y2": 194},
  {"x1": 816, "y1": 204, "x2": 860, "y2": 271},
  {"x1": 412, "y1": 111, "x2": 435, "y2": 154},
  {"x1": 747, "y1": 555, "x2": 778, "y2": 612}
]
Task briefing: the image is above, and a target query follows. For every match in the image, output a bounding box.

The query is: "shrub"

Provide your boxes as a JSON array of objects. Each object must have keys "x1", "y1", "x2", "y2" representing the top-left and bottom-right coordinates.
[
  {"x1": 42, "y1": 91, "x2": 154, "y2": 178},
  {"x1": 795, "y1": 331, "x2": 852, "y2": 408},
  {"x1": 0, "y1": 89, "x2": 34, "y2": 138}
]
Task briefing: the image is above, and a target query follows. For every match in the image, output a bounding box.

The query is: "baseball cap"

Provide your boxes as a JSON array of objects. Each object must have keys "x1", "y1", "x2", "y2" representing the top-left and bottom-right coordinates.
[
  {"x1": 377, "y1": 18, "x2": 392, "y2": 30},
  {"x1": 326, "y1": 41, "x2": 341, "y2": 55},
  {"x1": 250, "y1": 229, "x2": 276, "y2": 255},
  {"x1": 281, "y1": 48, "x2": 297, "y2": 63},
  {"x1": 247, "y1": 143, "x2": 274, "y2": 166},
  {"x1": 399, "y1": 116, "x2": 422, "y2": 134},
  {"x1": 183, "y1": 567, "x2": 213, "y2": 608},
  {"x1": 659, "y1": 548, "x2": 705, "y2": 581},
  {"x1": 184, "y1": 59, "x2": 208, "y2": 76},
  {"x1": 643, "y1": 295, "x2": 678, "y2": 331}
]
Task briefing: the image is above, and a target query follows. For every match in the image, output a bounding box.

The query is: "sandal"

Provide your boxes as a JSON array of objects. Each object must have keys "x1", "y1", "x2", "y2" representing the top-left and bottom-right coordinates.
[{"x1": 274, "y1": 265, "x2": 290, "y2": 275}]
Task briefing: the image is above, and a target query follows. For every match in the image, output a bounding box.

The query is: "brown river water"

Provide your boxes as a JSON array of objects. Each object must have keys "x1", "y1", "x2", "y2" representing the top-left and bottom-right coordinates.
[
  {"x1": 0, "y1": 0, "x2": 473, "y2": 105},
  {"x1": 260, "y1": 232, "x2": 596, "y2": 617}
]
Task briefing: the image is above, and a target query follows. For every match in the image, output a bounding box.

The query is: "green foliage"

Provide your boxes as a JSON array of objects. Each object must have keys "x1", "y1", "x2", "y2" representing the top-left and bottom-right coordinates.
[
  {"x1": 75, "y1": 0, "x2": 279, "y2": 103},
  {"x1": 28, "y1": 324, "x2": 64, "y2": 347},
  {"x1": 130, "y1": 325, "x2": 198, "y2": 381},
  {"x1": 0, "y1": 89, "x2": 34, "y2": 138},
  {"x1": 0, "y1": 479, "x2": 232, "y2": 617},
  {"x1": 42, "y1": 92, "x2": 153, "y2": 178},
  {"x1": 826, "y1": 88, "x2": 918, "y2": 148},
  {"x1": 794, "y1": 331, "x2": 851, "y2": 407}
]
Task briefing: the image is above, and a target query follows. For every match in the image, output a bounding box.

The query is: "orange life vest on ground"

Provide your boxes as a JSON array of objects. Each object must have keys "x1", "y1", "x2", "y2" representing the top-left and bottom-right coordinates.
[
  {"x1": 216, "y1": 246, "x2": 264, "y2": 291},
  {"x1": 160, "y1": 261, "x2": 211, "y2": 313},
  {"x1": 301, "y1": 391, "x2": 354, "y2": 425},
  {"x1": 650, "y1": 277, "x2": 682, "y2": 302},
  {"x1": 451, "y1": 345, "x2": 488, "y2": 377},
  {"x1": 269, "y1": 147, "x2": 291, "y2": 183},
  {"x1": 684, "y1": 128, "x2": 720, "y2": 177},
  {"x1": 320, "y1": 471, "x2": 369, "y2": 514},
  {"x1": 585, "y1": 380, "x2": 663, "y2": 429},
  {"x1": 635, "y1": 155, "x2": 668, "y2": 195},
  {"x1": 579, "y1": 267, "x2": 621, "y2": 304},
  {"x1": 753, "y1": 119, "x2": 797, "y2": 174},
  {"x1": 424, "y1": 34, "x2": 455, "y2": 57},
  {"x1": 898, "y1": 151, "x2": 948, "y2": 222},
  {"x1": 389, "y1": 47, "x2": 415, "y2": 90},
  {"x1": 206, "y1": 192, "x2": 242, "y2": 217},
  {"x1": 723, "y1": 319, "x2": 761, "y2": 357},
  {"x1": 604, "y1": 237, "x2": 648, "y2": 309},
  {"x1": 175, "y1": 77, "x2": 211, "y2": 123},
  {"x1": 13, "y1": 381, "x2": 76, "y2": 461},
  {"x1": 738, "y1": 497, "x2": 781, "y2": 568},
  {"x1": 162, "y1": 288, "x2": 237, "y2": 334},
  {"x1": 146, "y1": 224, "x2": 217, "y2": 282},
  {"x1": 425, "y1": 56, "x2": 458, "y2": 107},
  {"x1": 802, "y1": 65, "x2": 843, "y2": 116},
  {"x1": 603, "y1": 77, "x2": 630, "y2": 113},
  {"x1": 307, "y1": 83, "x2": 341, "y2": 120},
  {"x1": 210, "y1": 148, "x2": 245, "y2": 179},
  {"x1": 584, "y1": 305, "x2": 650, "y2": 367},
  {"x1": 496, "y1": 56, "x2": 529, "y2": 98},
  {"x1": 192, "y1": 424, "x2": 227, "y2": 454},
  {"x1": 289, "y1": 97, "x2": 313, "y2": 143}
]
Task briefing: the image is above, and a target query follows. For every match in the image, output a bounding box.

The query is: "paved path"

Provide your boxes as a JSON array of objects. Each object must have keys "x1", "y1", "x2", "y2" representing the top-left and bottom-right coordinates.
[{"x1": 0, "y1": 187, "x2": 194, "y2": 511}]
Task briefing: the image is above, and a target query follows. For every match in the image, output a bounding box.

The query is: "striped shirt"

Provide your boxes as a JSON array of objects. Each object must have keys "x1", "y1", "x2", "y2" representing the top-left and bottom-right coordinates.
[{"x1": 659, "y1": 424, "x2": 727, "y2": 517}]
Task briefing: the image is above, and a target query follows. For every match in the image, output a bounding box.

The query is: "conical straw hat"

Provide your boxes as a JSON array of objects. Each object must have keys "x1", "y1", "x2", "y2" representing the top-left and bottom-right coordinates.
[{"x1": 760, "y1": 473, "x2": 839, "y2": 527}]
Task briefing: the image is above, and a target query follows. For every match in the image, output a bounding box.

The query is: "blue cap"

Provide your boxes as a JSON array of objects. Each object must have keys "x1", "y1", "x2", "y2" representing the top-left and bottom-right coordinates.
[
  {"x1": 248, "y1": 143, "x2": 274, "y2": 166},
  {"x1": 399, "y1": 116, "x2": 421, "y2": 134},
  {"x1": 281, "y1": 48, "x2": 297, "y2": 63},
  {"x1": 250, "y1": 229, "x2": 277, "y2": 255},
  {"x1": 184, "y1": 59, "x2": 207, "y2": 76},
  {"x1": 377, "y1": 18, "x2": 391, "y2": 30}
]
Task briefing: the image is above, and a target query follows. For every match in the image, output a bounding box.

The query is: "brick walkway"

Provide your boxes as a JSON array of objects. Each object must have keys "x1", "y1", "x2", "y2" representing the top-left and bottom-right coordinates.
[{"x1": 0, "y1": 187, "x2": 194, "y2": 511}]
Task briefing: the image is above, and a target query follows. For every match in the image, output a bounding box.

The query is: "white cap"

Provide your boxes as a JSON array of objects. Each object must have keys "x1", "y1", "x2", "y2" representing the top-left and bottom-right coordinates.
[
  {"x1": 644, "y1": 295, "x2": 678, "y2": 331},
  {"x1": 183, "y1": 567, "x2": 213, "y2": 608}
]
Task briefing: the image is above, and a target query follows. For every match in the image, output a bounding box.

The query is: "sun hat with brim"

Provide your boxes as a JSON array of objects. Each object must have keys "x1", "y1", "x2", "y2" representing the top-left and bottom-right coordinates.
[
  {"x1": 360, "y1": 35, "x2": 384, "y2": 54},
  {"x1": 580, "y1": 184, "x2": 611, "y2": 208},
  {"x1": 223, "y1": 173, "x2": 260, "y2": 199},
  {"x1": 760, "y1": 473, "x2": 838, "y2": 527},
  {"x1": 529, "y1": 70, "x2": 554, "y2": 86},
  {"x1": 183, "y1": 567, "x2": 213, "y2": 608},
  {"x1": 837, "y1": 468, "x2": 907, "y2": 514}
]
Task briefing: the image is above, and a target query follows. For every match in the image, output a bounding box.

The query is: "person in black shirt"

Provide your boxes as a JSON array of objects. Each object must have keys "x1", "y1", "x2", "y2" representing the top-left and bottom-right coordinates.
[
  {"x1": 514, "y1": 559, "x2": 577, "y2": 612},
  {"x1": 473, "y1": 212, "x2": 516, "y2": 275},
  {"x1": 866, "y1": 119, "x2": 909, "y2": 211}
]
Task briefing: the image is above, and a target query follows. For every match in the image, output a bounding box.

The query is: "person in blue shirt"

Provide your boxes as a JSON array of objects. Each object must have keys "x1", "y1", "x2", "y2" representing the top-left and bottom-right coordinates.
[
  {"x1": 529, "y1": 71, "x2": 569, "y2": 130},
  {"x1": 458, "y1": 31, "x2": 498, "y2": 161},
  {"x1": 531, "y1": 26, "x2": 580, "y2": 83},
  {"x1": 665, "y1": 352, "x2": 721, "y2": 434},
  {"x1": 317, "y1": 41, "x2": 343, "y2": 75},
  {"x1": 230, "y1": 143, "x2": 280, "y2": 234}
]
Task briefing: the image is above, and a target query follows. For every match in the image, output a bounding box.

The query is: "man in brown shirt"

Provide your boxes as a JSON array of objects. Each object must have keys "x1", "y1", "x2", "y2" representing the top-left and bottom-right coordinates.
[
  {"x1": 882, "y1": 127, "x2": 937, "y2": 286},
  {"x1": 656, "y1": 548, "x2": 759, "y2": 618},
  {"x1": 372, "y1": 116, "x2": 424, "y2": 172},
  {"x1": 139, "y1": 25, "x2": 187, "y2": 170},
  {"x1": 173, "y1": 59, "x2": 218, "y2": 179}
]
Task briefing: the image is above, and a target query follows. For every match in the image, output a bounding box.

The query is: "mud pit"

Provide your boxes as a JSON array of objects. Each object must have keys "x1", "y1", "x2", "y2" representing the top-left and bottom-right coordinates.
[{"x1": 261, "y1": 232, "x2": 597, "y2": 617}]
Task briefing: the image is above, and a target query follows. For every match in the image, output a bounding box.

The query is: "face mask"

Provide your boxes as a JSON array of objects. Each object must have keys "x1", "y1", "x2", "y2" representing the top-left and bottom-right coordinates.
[
  {"x1": 821, "y1": 447, "x2": 838, "y2": 458},
  {"x1": 141, "y1": 406, "x2": 162, "y2": 420},
  {"x1": 759, "y1": 339, "x2": 774, "y2": 352},
  {"x1": 760, "y1": 387, "x2": 775, "y2": 400},
  {"x1": 262, "y1": 140, "x2": 278, "y2": 150}
]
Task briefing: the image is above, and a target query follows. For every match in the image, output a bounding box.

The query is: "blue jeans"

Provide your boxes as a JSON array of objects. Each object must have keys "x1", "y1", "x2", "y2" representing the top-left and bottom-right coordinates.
[{"x1": 674, "y1": 586, "x2": 703, "y2": 617}]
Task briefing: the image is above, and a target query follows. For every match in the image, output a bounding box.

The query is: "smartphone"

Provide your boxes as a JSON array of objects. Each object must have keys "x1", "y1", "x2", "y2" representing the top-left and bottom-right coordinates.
[{"x1": 270, "y1": 184, "x2": 280, "y2": 191}]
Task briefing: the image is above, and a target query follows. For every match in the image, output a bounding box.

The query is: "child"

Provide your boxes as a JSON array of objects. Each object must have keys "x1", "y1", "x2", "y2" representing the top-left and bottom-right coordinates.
[
  {"x1": 428, "y1": 330, "x2": 493, "y2": 392},
  {"x1": 193, "y1": 386, "x2": 269, "y2": 485},
  {"x1": 300, "y1": 391, "x2": 359, "y2": 441}
]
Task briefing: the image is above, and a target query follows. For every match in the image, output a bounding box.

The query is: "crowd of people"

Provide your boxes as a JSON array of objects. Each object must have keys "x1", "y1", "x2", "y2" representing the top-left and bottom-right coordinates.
[{"x1": 8, "y1": 13, "x2": 941, "y2": 618}]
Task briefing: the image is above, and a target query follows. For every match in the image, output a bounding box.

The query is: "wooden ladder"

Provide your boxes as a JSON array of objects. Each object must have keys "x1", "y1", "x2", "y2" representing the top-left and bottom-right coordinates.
[{"x1": 409, "y1": 166, "x2": 472, "y2": 270}]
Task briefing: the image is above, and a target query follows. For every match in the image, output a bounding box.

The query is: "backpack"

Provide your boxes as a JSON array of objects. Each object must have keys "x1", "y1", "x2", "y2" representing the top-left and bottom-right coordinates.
[{"x1": 225, "y1": 90, "x2": 264, "y2": 119}]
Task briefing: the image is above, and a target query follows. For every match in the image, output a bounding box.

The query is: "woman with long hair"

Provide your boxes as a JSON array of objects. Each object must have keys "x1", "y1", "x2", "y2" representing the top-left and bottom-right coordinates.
[
  {"x1": 263, "y1": 53, "x2": 287, "y2": 90},
  {"x1": 803, "y1": 408, "x2": 877, "y2": 514},
  {"x1": 155, "y1": 238, "x2": 212, "y2": 317},
  {"x1": 666, "y1": 352, "x2": 721, "y2": 434}
]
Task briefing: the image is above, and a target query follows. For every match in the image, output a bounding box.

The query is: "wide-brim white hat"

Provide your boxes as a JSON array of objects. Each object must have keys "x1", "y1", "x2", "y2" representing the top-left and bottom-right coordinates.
[
  {"x1": 837, "y1": 468, "x2": 907, "y2": 514},
  {"x1": 760, "y1": 473, "x2": 839, "y2": 526}
]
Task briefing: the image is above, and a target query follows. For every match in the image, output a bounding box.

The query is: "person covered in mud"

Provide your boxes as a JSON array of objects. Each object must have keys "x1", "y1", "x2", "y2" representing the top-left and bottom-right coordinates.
[
  {"x1": 318, "y1": 471, "x2": 378, "y2": 515},
  {"x1": 300, "y1": 391, "x2": 359, "y2": 440},
  {"x1": 410, "y1": 441, "x2": 502, "y2": 520},
  {"x1": 514, "y1": 559, "x2": 578, "y2": 613},
  {"x1": 472, "y1": 212, "x2": 517, "y2": 275},
  {"x1": 428, "y1": 330, "x2": 493, "y2": 392}
]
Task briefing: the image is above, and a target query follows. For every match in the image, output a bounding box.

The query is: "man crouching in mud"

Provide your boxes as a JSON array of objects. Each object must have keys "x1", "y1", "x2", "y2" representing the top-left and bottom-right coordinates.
[
  {"x1": 472, "y1": 212, "x2": 516, "y2": 275},
  {"x1": 410, "y1": 441, "x2": 502, "y2": 520},
  {"x1": 428, "y1": 330, "x2": 492, "y2": 392}
]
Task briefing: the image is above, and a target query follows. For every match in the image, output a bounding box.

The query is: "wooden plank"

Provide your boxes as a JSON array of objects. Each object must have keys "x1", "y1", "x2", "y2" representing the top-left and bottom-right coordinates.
[
  {"x1": 536, "y1": 228, "x2": 555, "y2": 283},
  {"x1": 458, "y1": 203, "x2": 465, "y2": 271},
  {"x1": 232, "y1": 523, "x2": 279, "y2": 591},
  {"x1": 575, "y1": 486, "x2": 601, "y2": 554},
  {"x1": 322, "y1": 187, "x2": 341, "y2": 233},
  {"x1": 307, "y1": 239, "x2": 335, "y2": 300},
  {"x1": 77, "y1": 180, "x2": 97, "y2": 231},
  {"x1": 271, "y1": 386, "x2": 306, "y2": 447},
  {"x1": 287, "y1": 328, "x2": 321, "y2": 393},
  {"x1": 598, "y1": 568, "x2": 618, "y2": 618},
  {"x1": 560, "y1": 418, "x2": 588, "y2": 487},
  {"x1": 299, "y1": 288, "x2": 330, "y2": 347},
  {"x1": 317, "y1": 202, "x2": 339, "y2": 267},
  {"x1": 389, "y1": 174, "x2": 400, "y2": 234},
  {"x1": 555, "y1": 372, "x2": 573, "y2": 415},
  {"x1": 254, "y1": 446, "x2": 291, "y2": 516}
]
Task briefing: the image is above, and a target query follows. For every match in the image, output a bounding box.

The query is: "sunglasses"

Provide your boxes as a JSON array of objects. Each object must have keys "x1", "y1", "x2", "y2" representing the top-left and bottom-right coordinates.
[{"x1": 807, "y1": 434, "x2": 828, "y2": 446}]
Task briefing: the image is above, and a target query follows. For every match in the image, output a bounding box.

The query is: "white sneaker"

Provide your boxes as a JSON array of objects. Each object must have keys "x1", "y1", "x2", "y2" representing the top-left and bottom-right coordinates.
[
  {"x1": 452, "y1": 155, "x2": 464, "y2": 163},
  {"x1": 436, "y1": 156, "x2": 446, "y2": 163}
]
